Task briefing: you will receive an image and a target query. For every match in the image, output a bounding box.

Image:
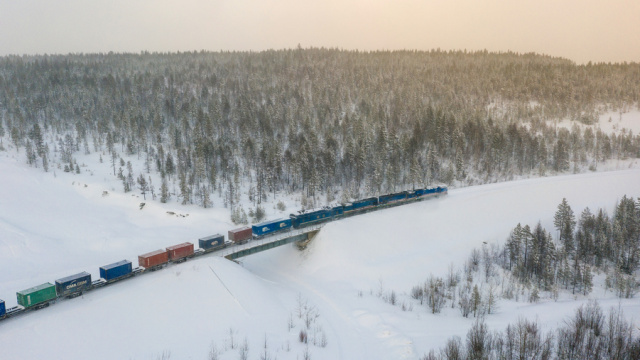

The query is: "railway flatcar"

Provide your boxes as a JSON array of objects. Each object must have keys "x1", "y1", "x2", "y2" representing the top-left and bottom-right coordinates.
[
  {"x1": 55, "y1": 272, "x2": 92, "y2": 298},
  {"x1": 252, "y1": 218, "x2": 292, "y2": 238},
  {"x1": 17, "y1": 283, "x2": 57, "y2": 309},
  {"x1": 100, "y1": 260, "x2": 133, "y2": 283}
]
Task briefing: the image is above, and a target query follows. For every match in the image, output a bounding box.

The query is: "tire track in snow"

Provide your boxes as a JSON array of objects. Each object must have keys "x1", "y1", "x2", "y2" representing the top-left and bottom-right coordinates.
[
  {"x1": 208, "y1": 265, "x2": 249, "y2": 316},
  {"x1": 254, "y1": 263, "x2": 372, "y2": 360}
]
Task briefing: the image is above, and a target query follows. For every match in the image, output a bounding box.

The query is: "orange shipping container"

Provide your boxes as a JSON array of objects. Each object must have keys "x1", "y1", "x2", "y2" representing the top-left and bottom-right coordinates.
[
  {"x1": 228, "y1": 226, "x2": 252, "y2": 244},
  {"x1": 138, "y1": 249, "x2": 169, "y2": 268},
  {"x1": 166, "y1": 242, "x2": 194, "y2": 260}
]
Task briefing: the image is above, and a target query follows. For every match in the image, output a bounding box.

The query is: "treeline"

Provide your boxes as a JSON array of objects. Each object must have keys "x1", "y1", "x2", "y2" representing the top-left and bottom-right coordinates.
[
  {"x1": 1, "y1": 49, "x2": 639, "y2": 209},
  {"x1": 501, "y1": 196, "x2": 640, "y2": 297},
  {"x1": 398, "y1": 196, "x2": 639, "y2": 326},
  {"x1": 423, "y1": 302, "x2": 640, "y2": 360}
]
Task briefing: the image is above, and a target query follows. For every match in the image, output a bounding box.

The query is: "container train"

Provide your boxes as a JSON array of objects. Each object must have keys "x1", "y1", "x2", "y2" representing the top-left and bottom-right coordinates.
[
  {"x1": 0, "y1": 233, "x2": 231, "y2": 320},
  {"x1": 0, "y1": 185, "x2": 446, "y2": 321}
]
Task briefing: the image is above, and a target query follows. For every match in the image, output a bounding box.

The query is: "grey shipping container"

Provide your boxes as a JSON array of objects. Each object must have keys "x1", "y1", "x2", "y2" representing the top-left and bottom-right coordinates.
[
  {"x1": 55, "y1": 272, "x2": 92, "y2": 297},
  {"x1": 100, "y1": 260, "x2": 133, "y2": 282},
  {"x1": 199, "y1": 234, "x2": 225, "y2": 251}
]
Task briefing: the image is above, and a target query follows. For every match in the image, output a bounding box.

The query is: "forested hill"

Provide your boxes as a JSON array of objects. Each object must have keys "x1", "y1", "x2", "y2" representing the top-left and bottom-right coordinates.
[{"x1": 0, "y1": 49, "x2": 639, "y2": 211}]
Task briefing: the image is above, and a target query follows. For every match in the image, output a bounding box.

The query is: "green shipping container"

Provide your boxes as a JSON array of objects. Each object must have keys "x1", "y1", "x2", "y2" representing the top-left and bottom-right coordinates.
[{"x1": 17, "y1": 282, "x2": 57, "y2": 308}]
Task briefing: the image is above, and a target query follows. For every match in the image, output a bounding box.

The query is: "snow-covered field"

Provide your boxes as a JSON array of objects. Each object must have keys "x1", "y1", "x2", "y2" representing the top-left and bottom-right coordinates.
[
  {"x1": 0, "y1": 150, "x2": 639, "y2": 359},
  {"x1": 555, "y1": 109, "x2": 640, "y2": 135}
]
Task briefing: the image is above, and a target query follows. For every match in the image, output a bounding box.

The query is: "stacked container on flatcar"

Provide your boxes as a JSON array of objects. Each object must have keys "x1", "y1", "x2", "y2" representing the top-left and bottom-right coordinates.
[
  {"x1": 55, "y1": 272, "x2": 92, "y2": 298},
  {"x1": 0, "y1": 299, "x2": 5, "y2": 318},
  {"x1": 252, "y1": 218, "x2": 292, "y2": 237},
  {"x1": 331, "y1": 205, "x2": 345, "y2": 218},
  {"x1": 17, "y1": 283, "x2": 57, "y2": 309},
  {"x1": 138, "y1": 249, "x2": 169, "y2": 269},
  {"x1": 100, "y1": 260, "x2": 133, "y2": 282},
  {"x1": 343, "y1": 197, "x2": 379, "y2": 214},
  {"x1": 199, "y1": 234, "x2": 225, "y2": 252},
  {"x1": 379, "y1": 191, "x2": 409, "y2": 205},
  {"x1": 166, "y1": 242, "x2": 194, "y2": 261},
  {"x1": 229, "y1": 226, "x2": 252, "y2": 244},
  {"x1": 290, "y1": 208, "x2": 338, "y2": 228},
  {"x1": 414, "y1": 188, "x2": 430, "y2": 198}
]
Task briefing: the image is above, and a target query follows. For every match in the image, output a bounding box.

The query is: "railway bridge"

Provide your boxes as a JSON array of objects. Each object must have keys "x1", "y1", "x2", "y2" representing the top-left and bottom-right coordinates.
[{"x1": 219, "y1": 224, "x2": 323, "y2": 260}]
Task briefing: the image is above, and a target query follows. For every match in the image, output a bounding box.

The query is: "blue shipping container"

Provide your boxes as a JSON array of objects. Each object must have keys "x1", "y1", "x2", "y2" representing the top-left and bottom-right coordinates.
[
  {"x1": 291, "y1": 208, "x2": 337, "y2": 228},
  {"x1": 252, "y1": 218, "x2": 292, "y2": 237},
  {"x1": 0, "y1": 299, "x2": 5, "y2": 318},
  {"x1": 379, "y1": 191, "x2": 408, "y2": 204},
  {"x1": 350, "y1": 197, "x2": 378, "y2": 211},
  {"x1": 331, "y1": 205, "x2": 344, "y2": 217},
  {"x1": 55, "y1": 272, "x2": 92, "y2": 297},
  {"x1": 199, "y1": 234, "x2": 225, "y2": 250},
  {"x1": 100, "y1": 260, "x2": 133, "y2": 282},
  {"x1": 415, "y1": 188, "x2": 431, "y2": 197}
]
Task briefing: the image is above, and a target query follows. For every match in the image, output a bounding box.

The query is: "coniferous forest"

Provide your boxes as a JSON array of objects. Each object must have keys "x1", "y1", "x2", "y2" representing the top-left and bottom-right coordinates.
[
  {"x1": 1, "y1": 49, "x2": 639, "y2": 211},
  {"x1": 418, "y1": 196, "x2": 640, "y2": 360}
]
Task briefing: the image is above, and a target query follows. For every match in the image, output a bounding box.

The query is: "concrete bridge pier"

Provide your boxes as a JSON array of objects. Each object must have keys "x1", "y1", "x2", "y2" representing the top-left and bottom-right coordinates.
[{"x1": 296, "y1": 229, "x2": 320, "y2": 250}]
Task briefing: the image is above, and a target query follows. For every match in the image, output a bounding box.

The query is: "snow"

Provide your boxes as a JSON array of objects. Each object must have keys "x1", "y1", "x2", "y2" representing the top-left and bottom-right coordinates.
[
  {"x1": 598, "y1": 110, "x2": 640, "y2": 134},
  {"x1": 0, "y1": 149, "x2": 639, "y2": 359},
  {"x1": 554, "y1": 109, "x2": 640, "y2": 135}
]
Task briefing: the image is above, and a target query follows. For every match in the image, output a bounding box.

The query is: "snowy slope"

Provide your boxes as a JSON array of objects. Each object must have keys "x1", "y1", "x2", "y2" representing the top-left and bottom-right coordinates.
[{"x1": 0, "y1": 150, "x2": 639, "y2": 359}]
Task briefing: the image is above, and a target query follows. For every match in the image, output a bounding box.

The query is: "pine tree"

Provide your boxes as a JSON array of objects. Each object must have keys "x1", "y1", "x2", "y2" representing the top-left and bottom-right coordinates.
[
  {"x1": 42, "y1": 151, "x2": 49, "y2": 172},
  {"x1": 582, "y1": 263, "x2": 593, "y2": 295},
  {"x1": 148, "y1": 176, "x2": 155, "y2": 200},
  {"x1": 554, "y1": 198, "x2": 576, "y2": 254},
  {"x1": 160, "y1": 176, "x2": 170, "y2": 203},
  {"x1": 471, "y1": 285, "x2": 482, "y2": 317},
  {"x1": 506, "y1": 224, "x2": 523, "y2": 271},
  {"x1": 25, "y1": 140, "x2": 37, "y2": 166},
  {"x1": 179, "y1": 171, "x2": 190, "y2": 205},
  {"x1": 165, "y1": 153, "x2": 175, "y2": 178},
  {"x1": 137, "y1": 174, "x2": 149, "y2": 200},
  {"x1": 202, "y1": 185, "x2": 211, "y2": 208}
]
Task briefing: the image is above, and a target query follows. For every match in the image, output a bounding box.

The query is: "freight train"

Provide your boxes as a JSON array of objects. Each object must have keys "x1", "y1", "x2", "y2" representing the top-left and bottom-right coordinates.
[
  {"x1": 0, "y1": 185, "x2": 446, "y2": 321},
  {"x1": 0, "y1": 233, "x2": 231, "y2": 320}
]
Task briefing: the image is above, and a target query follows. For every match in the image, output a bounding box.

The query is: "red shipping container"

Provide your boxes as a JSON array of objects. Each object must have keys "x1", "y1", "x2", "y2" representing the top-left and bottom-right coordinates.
[
  {"x1": 138, "y1": 249, "x2": 169, "y2": 268},
  {"x1": 166, "y1": 242, "x2": 194, "y2": 260},
  {"x1": 229, "y1": 226, "x2": 252, "y2": 244}
]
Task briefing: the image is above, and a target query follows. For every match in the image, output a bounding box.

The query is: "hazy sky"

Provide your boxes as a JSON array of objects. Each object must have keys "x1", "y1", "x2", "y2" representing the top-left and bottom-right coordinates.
[{"x1": 1, "y1": 0, "x2": 638, "y2": 64}]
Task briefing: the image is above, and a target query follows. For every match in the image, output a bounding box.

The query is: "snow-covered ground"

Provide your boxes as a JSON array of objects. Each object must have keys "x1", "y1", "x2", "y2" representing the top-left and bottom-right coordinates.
[
  {"x1": 0, "y1": 150, "x2": 639, "y2": 359},
  {"x1": 555, "y1": 109, "x2": 640, "y2": 135}
]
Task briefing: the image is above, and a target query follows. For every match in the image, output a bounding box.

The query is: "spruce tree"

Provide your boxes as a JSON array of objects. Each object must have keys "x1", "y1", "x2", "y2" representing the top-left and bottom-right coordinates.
[
  {"x1": 160, "y1": 176, "x2": 170, "y2": 203},
  {"x1": 554, "y1": 198, "x2": 576, "y2": 254},
  {"x1": 137, "y1": 174, "x2": 149, "y2": 200}
]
